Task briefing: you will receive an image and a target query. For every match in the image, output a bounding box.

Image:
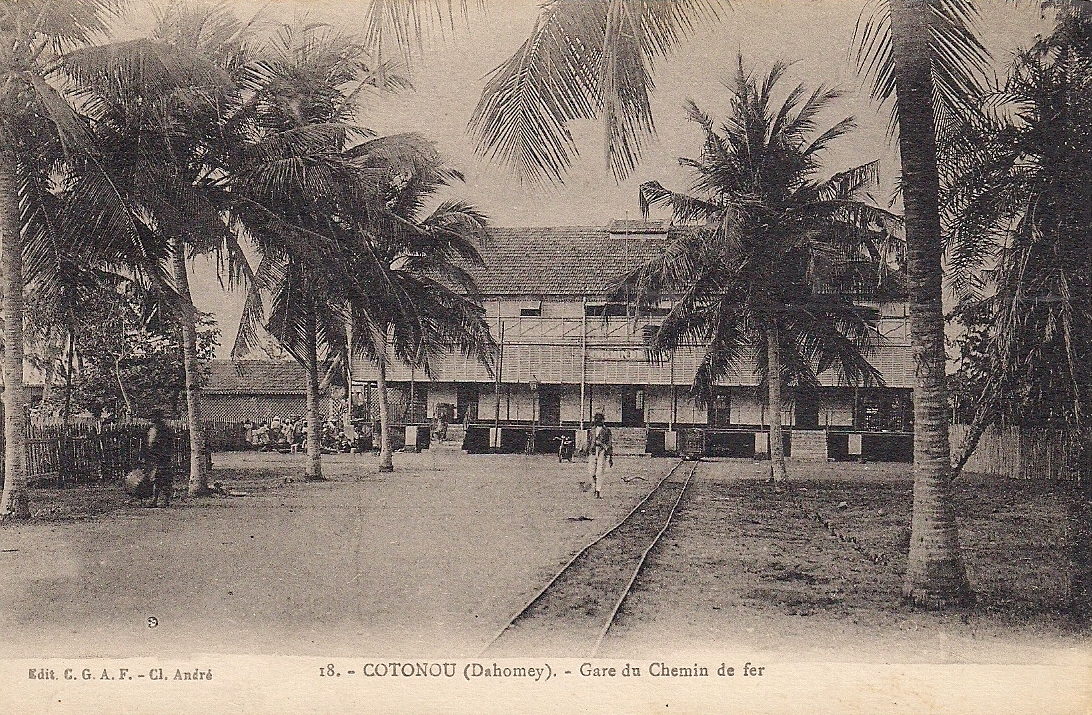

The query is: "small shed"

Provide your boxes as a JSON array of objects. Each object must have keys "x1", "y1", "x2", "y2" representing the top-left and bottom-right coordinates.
[{"x1": 202, "y1": 360, "x2": 337, "y2": 424}]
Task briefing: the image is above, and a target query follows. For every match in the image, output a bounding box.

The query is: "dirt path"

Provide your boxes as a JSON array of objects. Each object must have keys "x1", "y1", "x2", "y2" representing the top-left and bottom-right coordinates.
[{"x1": 0, "y1": 451, "x2": 672, "y2": 658}]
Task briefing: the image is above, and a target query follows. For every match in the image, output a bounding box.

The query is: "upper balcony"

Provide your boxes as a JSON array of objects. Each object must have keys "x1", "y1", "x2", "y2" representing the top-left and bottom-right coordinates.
[
  {"x1": 488, "y1": 305, "x2": 910, "y2": 347},
  {"x1": 489, "y1": 315, "x2": 662, "y2": 345}
]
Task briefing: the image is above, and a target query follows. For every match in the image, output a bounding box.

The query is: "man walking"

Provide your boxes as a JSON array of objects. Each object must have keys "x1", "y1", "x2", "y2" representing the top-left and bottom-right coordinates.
[{"x1": 586, "y1": 412, "x2": 613, "y2": 499}]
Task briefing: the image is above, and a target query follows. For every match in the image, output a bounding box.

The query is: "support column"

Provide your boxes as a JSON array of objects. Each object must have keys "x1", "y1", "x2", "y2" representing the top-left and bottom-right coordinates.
[{"x1": 580, "y1": 297, "x2": 587, "y2": 430}]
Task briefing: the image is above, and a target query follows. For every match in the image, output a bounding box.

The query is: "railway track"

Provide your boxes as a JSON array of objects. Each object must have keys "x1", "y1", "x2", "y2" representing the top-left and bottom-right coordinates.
[{"x1": 482, "y1": 459, "x2": 698, "y2": 658}]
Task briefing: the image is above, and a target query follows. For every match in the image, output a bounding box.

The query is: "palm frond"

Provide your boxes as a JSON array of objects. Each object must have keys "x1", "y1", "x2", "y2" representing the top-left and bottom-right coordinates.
[
  {"x1": 470, "y1": 0, "x2": 722, "y2": 185},
  {"x1": 853, "y1": 0, "x2": 990, "y2": 135}
]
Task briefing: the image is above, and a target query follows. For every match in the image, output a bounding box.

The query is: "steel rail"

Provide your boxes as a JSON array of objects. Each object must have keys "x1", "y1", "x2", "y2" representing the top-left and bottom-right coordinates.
[
  {"x1": 591, "y1": 460, "x2": 698, "y2": 656},
  {"x1": 480, "y1": 458, "x2": 692, "y2": 656}
]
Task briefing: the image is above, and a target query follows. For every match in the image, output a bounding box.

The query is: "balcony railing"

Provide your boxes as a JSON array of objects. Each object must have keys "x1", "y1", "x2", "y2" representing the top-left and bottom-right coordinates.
[{"x1": 490, "y1": 316, "x2": 657, "y2": 343}]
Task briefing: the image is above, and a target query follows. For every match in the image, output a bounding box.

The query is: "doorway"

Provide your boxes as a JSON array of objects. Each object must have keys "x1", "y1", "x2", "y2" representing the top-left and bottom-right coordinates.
[
  {"x1": 795, "y1": 390, "x2": 820, "y2": 429},
  {"x1": 621, "y1": 387, "x2": 645, "y2": 427},
  {"x1": 708, "y1": 390, "x2": 731, "y2": 427},
  {"x1": 456, "y1": 383, "x2": 479, "y2": 424},
  {"x1": 538, "y1": 386, "x2": 562, "y2": 426}
]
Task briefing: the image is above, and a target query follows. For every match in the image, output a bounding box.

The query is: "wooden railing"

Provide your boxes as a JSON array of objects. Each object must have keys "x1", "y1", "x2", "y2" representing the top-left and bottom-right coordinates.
[{"x1": 491, "y1": 316, "x2": 655, "y2": 343}]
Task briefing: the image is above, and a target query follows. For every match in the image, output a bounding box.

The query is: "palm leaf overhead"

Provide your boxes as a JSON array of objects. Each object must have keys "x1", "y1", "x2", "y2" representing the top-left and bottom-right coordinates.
[
  {"x1": 853, "y1": 0, "x2": 990, "y2": 133},
  {"x1": 469, "y1": 0, "x2": 723, "y2": 185},
  {"x1": 361, "y1": 0, "x2": 483, "y2": 58}
]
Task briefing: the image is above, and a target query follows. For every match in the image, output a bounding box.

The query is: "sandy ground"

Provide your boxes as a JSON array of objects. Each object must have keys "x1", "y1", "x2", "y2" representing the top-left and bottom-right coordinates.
[
  {"x1": 600, "y1": 459, "x2": 1091, "y2": 668},
  {"x1": 3, "y1": 454, "x2": 1091, "y2": 715},
  {"x1": 0, "y1": 449, "x2": 670, "y2": 658}
]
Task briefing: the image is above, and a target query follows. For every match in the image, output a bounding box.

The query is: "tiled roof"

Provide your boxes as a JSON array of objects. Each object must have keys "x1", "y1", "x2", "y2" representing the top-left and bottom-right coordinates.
[
  {"x1": 469, "y1": 225, "x2": 671, "y2": 296},
  {"x1": 204, "y1": 360, "x2": 307, "y2": 395},
  {"x1": 608, "y1": 219, "x2": 667, "y2": 234}
]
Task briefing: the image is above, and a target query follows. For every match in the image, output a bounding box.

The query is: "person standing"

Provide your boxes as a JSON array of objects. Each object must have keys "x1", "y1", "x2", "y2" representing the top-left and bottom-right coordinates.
[
  {"x1": 145, "y1": 410, "x2": 175, "y2": 508},
  {"x1": 586, "y1": 412, "x2": 613, "y2": 499}
]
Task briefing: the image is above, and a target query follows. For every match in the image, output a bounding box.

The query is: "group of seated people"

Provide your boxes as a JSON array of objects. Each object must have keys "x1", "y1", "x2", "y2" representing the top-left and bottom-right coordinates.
[{"x1": 247, "y1": 416, "x2": 356, "y2": 453}]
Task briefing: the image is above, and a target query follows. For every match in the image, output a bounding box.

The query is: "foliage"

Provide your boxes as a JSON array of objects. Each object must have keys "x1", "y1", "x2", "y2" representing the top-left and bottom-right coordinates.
[
  {"x1": 942, "y1": 9, "x2": 1092, "y2": 432},
  {"x1": 27, "y1": 283, "x2": 219, "y2": 419},
  {"x1": 853, "y1": 0, "x2": 990, "y2": 135},
  {"x1": 469, "y1": 0, "x2": 724, "y2": 184},
  {"x1": 614, "y1": 58, "x2": 901, "y2": 401},
  {"x1": 221, "y1": 22, "x2": 496, "y2": 474}
]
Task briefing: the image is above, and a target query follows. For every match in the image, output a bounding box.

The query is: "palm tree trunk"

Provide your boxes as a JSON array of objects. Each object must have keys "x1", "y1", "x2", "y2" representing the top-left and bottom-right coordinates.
[
  {"x1": 64, "y1": 331, "x2": 74, "y2": 424},
  {"x1": 115, "y1": 355, "x2": 132, "y2": 416},
  {"x1": 890, "y1": 0, "x2": 971, "y2": 608},
  {"x1": 171, "y1": 234, "x2": 210, "y2": 497},
  {"x1": 0, "y1": 146, "x2": 29, "y2": 519},
  {"x1": 304, "y1": 308, "x2": 323, "y2": 481},
  {"x1": 767, "y1": 323, "x2": 788, "y2": 482},
  {"x1": 375, "y1": 348, "x2": 394, "y2": 473}
]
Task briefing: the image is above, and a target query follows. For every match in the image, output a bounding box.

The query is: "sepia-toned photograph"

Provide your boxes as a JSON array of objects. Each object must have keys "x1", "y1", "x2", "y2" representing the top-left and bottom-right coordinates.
[{"x1": 0, "y1": 0, "x2": 1089, "y2": 713}]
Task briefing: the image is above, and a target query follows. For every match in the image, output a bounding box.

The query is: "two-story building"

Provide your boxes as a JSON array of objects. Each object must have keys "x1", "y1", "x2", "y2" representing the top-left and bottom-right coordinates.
[{"x1": 349, "y1": 220, "x2": 914, "y2": 461}]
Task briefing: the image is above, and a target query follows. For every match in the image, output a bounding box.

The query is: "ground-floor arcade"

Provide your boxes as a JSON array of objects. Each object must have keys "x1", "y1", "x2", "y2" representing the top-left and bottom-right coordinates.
[{"x1": 348, "y1": 380, "x2": 914, "y2": 462}]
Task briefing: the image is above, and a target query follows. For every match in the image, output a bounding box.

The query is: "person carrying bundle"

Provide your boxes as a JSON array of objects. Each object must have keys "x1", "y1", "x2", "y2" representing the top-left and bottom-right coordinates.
[{"x1": 145, "y1": 410, "x2": 175, "y2": 508}]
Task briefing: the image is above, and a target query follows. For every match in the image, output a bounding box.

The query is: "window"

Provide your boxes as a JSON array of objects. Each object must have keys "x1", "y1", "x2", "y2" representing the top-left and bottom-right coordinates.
[
  {"x1": 585, "y1": 303, "x2": 629, "y2": 317},
  {"x1": 519, "y1": 307, "x2": 541, "y2": 317}
]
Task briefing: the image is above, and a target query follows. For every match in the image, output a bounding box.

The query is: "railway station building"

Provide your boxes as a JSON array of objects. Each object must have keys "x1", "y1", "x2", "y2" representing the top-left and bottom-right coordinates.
[{"x1": 349, "y1": 221, "x2": 914, "y2": 461}]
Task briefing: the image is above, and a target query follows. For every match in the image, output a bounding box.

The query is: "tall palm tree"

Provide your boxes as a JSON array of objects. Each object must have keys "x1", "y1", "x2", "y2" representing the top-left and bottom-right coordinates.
[
  {"x1": 60, "y1": 4, "x2": 255, "y2": 496},
  {"x1": 367, "y1": 0, "x2": 990, "y2": 607},
  {"x1": 941, "y1": 8, "x2": 1092, "y2": 618},
  {"x1": 0, "y1": 0, "x2": 164, "y2": 519},
  {"x1": 854, "y1": 0, "x2": 988, "y2": 607},
  {"x1": 226, "y1": 22, "x2": 406, "y2": 481},
  {"x1": 460, "y1": 0, "x2": 988, "y2": 607},
  {"x1": 613, "y1": 58, "x2": 900, "y2": 481},
  {"x1": 340, "y1": 134, "x2": 497, "y2": 472},
  {"x1": 227, "y1": 22, "x2": 490, "y2": 479}
]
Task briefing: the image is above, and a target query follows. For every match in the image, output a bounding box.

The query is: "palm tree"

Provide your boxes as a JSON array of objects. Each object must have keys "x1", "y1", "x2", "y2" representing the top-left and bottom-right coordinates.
[
  {"x1": 340, "y1": 135, "x2": 497, "y2": 472},
  {"x1": 59, "y1": 4, "x2": 256, "y2": 496},
  {"x1": 467, "y1": 0, "x2": 723, "y2": 185},
  {"x1": 0, "y1": 0, "x2": 160, "y2": 519},
  {"x1": 853, "y1": 0, "x2": 989, "y2": 607},
  {"x1": 460, "y1": 0, "x2": 988, "y2": 608},
  {"x1": 226, "y1": 22, "x2": 407, "y2": 481},
  {"x1": 613, "y1": 58, "x2": 900, "y2": 481},
  {"x1": 941, "y1": 8, "x2": 1092, "y2": 619}
]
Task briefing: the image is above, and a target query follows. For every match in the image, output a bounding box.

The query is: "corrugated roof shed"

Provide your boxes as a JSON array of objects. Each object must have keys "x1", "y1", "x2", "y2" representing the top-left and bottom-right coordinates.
[
  {"x1": 469, "y1": 225, "x2": 671, "y2": 296},
  {"x1": 205, "y1": 360, "x2": 307, "y2": 395}
]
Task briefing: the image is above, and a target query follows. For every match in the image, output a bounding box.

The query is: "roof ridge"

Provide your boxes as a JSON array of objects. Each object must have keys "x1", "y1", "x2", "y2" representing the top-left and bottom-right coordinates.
[{"x1": 488, "y1": 225, "x2": 606, "y2": 231}]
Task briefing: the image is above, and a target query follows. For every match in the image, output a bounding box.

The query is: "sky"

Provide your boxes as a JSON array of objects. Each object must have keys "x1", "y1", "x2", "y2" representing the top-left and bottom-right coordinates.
[{"x1": 121, "y1": 0, "x2": 1051, "y2": 356}]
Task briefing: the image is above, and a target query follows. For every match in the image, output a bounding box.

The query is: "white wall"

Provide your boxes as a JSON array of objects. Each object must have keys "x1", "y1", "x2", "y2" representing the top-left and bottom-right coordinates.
[
  {"x1": 477, "y1": 388, "x2": 500, "y2": 422},
  {"x1": 558, "y1": 385, "x2": 584, "y2": 423},
  {"x1": 644, "y1": 385, "x2": 673, "y2": 425},
  {"x1": 729, "y1": 389, "x2": 792, "y2": 426},
  {"x1": 731, "y1": 391, "x2": 764, "y2": 425},
  {"x1": 506, "y1": 385, "x2": 534, "y2": 421},
  {"x1": 822, "y1": 395, "x2": 855, "y2": 427},
  {"x1": 674, "y1": 391, "x2": 705, "y2": 426},
  {"x1": 541, "y1": 300, "x2": 583, "y2": 318}
]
